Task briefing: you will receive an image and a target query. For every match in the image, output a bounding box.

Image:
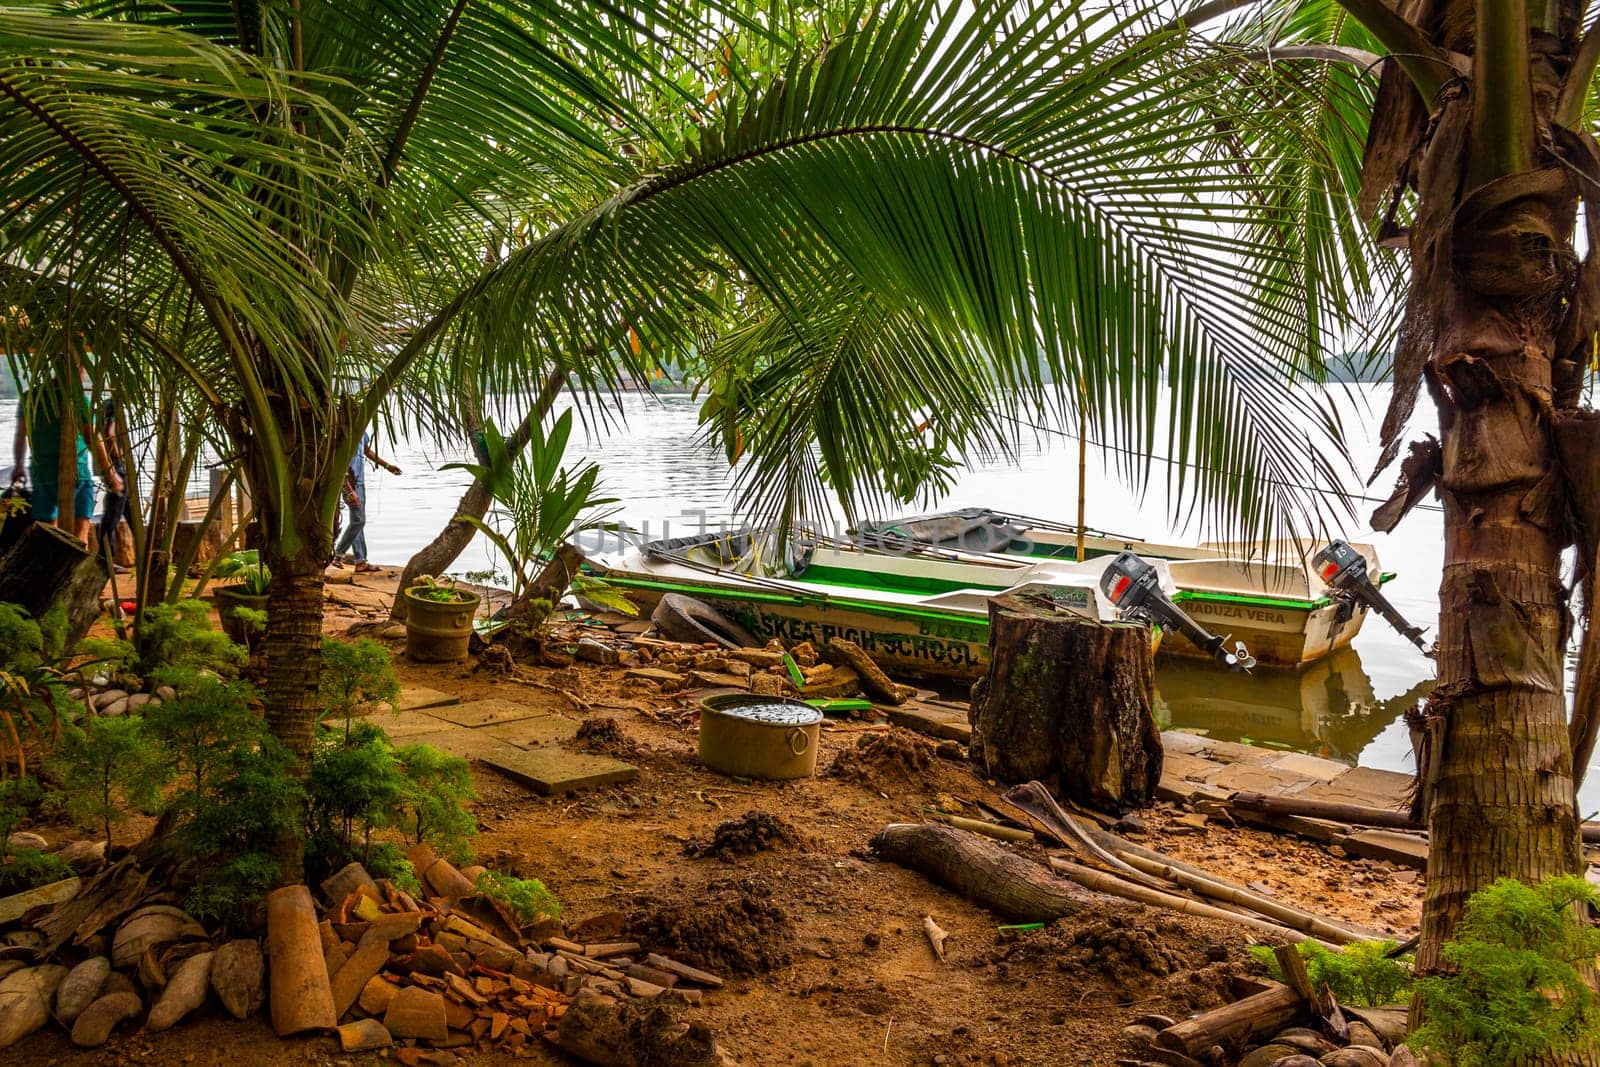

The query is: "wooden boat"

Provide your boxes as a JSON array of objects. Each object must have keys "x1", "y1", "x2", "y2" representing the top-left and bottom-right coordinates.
[
  {"x1": 591, "y1": 531, "x2": 1173, "y2": 684},
  {"x1": 856, "y1": 509, "x2": 1395, "y2": 668}
]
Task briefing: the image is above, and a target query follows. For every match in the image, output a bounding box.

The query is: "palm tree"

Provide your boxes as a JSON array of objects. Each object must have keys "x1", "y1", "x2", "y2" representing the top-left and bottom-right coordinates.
[{"x1": 0, "y1": 0, "x2": 1363, "y2": 884}]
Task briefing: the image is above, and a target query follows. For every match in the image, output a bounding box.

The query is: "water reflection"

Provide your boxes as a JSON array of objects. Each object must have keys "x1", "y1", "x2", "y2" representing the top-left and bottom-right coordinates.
[{"x1": 1155, "y1": 647, "x2": 1434, "y2": 765}]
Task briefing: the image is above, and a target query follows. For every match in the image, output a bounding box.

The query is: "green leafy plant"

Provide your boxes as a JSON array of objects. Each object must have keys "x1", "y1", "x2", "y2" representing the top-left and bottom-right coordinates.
[
  {"x1": 362, "y1": 841, "x2": 423, "y2": 898},
  {"x1": 406, "y1": 575, "x2": 476, "y2": 604},
  {"x1": 0, "y1": 777, "x2": 44, "y2": 861},
  {"x1": 308, "y1": 719, "x2": 405, "y2": 870},
  {"x1": 1250, "y1": 939, "x2": 1412, "y2": 1008},
  {"x1": 179, "y1": 736, "x2": 302, "y2": 927},
  {"x1": 395, "y1": 743, "x2": 477, "y2": 861},
  {"x1": 319, "y1": 638, "x2": 400, "y2": 736},
  {"x1": 142, "y1": 677, "x2": 264, "y2": 802},
  {"x1": 0, "y1": 848, "x2": 73, "y2": 895},
  {"x1": 0, "y1": 602, "x2": 81, "y2": 778},
  {"x1": 50, "y1": 715, "x2": 169, "y2": 845},
  {"x1": 1410, "y1": 876, "x2": 1600, "y2": 1067},
  {"x1": 213, "y1": 550, "x2": 271, "y2": 595},
  {"x1": 135, "y1": 599, "x2": 246, "y2": 684},
  {"x1": 474, "y1": 870, "x2": 560, "y2": 923}
]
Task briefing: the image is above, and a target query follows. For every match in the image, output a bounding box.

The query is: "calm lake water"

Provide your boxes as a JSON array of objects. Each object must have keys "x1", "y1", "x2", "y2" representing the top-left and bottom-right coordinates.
[{"x1": 7, "y1": 384, "x2": 1597, "y2": 809}]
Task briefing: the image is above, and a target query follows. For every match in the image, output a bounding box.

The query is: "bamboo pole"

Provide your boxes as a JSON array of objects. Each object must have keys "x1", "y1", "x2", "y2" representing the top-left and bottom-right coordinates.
[
  {"x1": 926, "y1": 812, "x2": 1036, "y2": 844},
  {"x1": 1075, "y1": 399, "x2": 1087, "y2": 562},
  {"x1": 1047, "y1": 856, "x2": 1331, "y2": 947},
  {"x1": 1113, "y1": 850, "x2": 1379, "y2": 944}
]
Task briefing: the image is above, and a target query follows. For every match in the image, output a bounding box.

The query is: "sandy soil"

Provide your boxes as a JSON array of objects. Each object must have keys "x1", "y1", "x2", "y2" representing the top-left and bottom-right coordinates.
[{"x1": 7, "y1": 590, "x2": 1424, "y2": 1067}]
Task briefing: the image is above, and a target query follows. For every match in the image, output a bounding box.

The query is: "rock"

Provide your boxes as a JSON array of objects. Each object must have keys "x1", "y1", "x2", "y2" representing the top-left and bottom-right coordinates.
[
  {"x1": 1114, "y1": 814, "x2": 1147, "y2": 835},
  {"x1": 4, "y1": 832, "x2": 48, "y2": 853},
  {"x1": 54, "y1": 956, "x2": 112, "y2": 1026},
  {"x1": 211, "y1": 939, "x2": 265, "y2": 1019},
  {"x1": 148, "y1": 950, "x2": 212, "y2": 1031},
  {"x1": 113, "y1": 905, "x2": 205, "y2": 968},
  {"x1": 0, "y1": 964, "x2": 68, "y2": 1048},
  {"x1": 126, "y1": 693, "x2": 154, "y2": 710},
  {"x1": 57, "y1": 839, "x2": 107, "y2": 870},
  {"x1": 751, "y1": 674, "x2": 786, "y2": 696},
  {"x1": 576, "y1": 638, "x2": 621, "y2": 665},
  {"x1": 1241, "y1": 1046, "x2": 1299, "y2": 1067},
  {"x1": 1388, "y1": 1048, "x2": 1421, "y2": 1067},
  {"x1": 338, "y1": 1017, "x2": 393, "y2": 1051},
  {"x1": 383, "y1": 985, "x2": 448, "y2": 1040},
  {"x1": 1120, "y1": 1023, "x2": 1158, "y2": 1047},
  {"x1": 1345, "y1": 1022, "x2": 1384, "y2": 1049},
  {"x1": 1346, "y1": 1006, "x2": 1408, "y2": 1046},
  {"x1": 1270, "y1": 1058, "x2": 1323, "y2": 1067},
  {"x1": 100, "y1": 971, "x2": 139, "y2": 999},
  {"x1": 70, "y1": 991, "x2": 143, "y2": 1047},
  {"x1": 1128, "y1": 1014, "x2": 1177, "y2": 1030},
  {"x1": 92, "y1": 689, "x2": 128, "y2": 710},
  {"x1": 1320, "y1": 1048, "x2": 1389, "y2": 1067},
  {"x1": 1273, "y1": 1028, "x2": 1336, "y2": 1055},
  {"x1": 320, "y1": 861, "x2": 379, "y2": 905},
  {"x1": 790, "y1": 641, "x2": 818, "y2": 666},
  {"x1": 102, "y1": 698, "x2": 130, "y2": 717},
  {"x1": 624, "y1": 667, "x2": 687, "y2": 692}
]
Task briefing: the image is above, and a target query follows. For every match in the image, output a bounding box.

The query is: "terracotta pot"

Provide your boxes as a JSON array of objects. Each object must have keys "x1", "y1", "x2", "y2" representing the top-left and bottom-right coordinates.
[
  {"x1": 403, "y1": 587, "x2": 481, "y2": 663},
  {"x1": 214, "y1": 584, "x2": 268, "y2": 645}
]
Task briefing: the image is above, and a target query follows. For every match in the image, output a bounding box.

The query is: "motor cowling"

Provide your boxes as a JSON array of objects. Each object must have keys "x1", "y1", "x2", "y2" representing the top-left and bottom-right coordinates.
[
  {"x1": 1101, "y1": 550, "x2": 1254, "y2": 671},
  {"x1": 1312, "y1": 540, "x2": 1431, "y2": 656}
]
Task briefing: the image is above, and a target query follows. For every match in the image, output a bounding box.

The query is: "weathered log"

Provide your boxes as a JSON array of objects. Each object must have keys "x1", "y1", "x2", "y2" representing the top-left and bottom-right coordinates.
[
  {"x1": 1228, "y1": 792, "x2": 1416, "y2": 830},
  {"x1": 870, "y1": 822, "x2": 1087, "y2": 923},
  {"x1": 0, "y1": 521, "x2": 89, "y2": 620},
  {"x1": 59, "y1": 553, "x2": 111, "y2": 653},
  {"x1": 1155, "y1": 983, "x2": 1304, "y2": 1056},
  {"x1": 822, "y1": 638, "x2": 915, "y2": 704},
  {"x1": 969, "y1": 595, "x2": 1160, "y2": 812}
]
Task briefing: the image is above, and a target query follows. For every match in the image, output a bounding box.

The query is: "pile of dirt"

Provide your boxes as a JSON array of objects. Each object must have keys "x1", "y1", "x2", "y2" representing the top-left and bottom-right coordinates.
[
  {"x1": 630, "y1": 876, "x2": 796, "y2": 976},
  {"x1": 828, "y1": 731, "x2": 935, "y2": 788},
  {"x1": 683, "y1": 810, "x2": 799, "y2": 861},
  {"x1": 991, "y1": 908, "x2": 1245, "y2": 1007},
  {"x1": 573, "y1": 716, "x2": 640, "y2": 758}
]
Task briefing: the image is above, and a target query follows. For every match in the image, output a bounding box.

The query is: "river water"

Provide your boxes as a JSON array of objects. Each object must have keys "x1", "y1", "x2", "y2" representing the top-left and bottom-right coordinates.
[{"x1": 8, "y1": 384, "x2": 1598, "y2": 808}]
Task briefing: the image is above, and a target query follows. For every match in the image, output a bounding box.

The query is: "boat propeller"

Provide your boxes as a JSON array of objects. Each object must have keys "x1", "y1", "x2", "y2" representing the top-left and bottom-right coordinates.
[
  {"x1": 1100, "y1": 550, "x2": 1256, "y2": 672},
  {"x1": 1312, "y1": 540, "x2": 1432, "y2": 657}
]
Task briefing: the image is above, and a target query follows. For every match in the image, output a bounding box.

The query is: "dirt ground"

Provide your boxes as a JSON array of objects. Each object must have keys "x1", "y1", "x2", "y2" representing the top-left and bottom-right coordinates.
[{"x1": 7, "y1": 588, "x2": 1425, "y2": 1067}]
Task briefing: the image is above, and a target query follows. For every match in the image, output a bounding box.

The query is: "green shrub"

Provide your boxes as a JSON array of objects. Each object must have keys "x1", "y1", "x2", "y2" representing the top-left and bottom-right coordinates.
[
  {"x1": 1249, "y1": 938, "x2": 1412, "y2": 1008},
  {"x1": 319, "y1": 638, "x2": 400, "y2": 732},
  {"x1": 474, "y1": 870, "x2": 560, "y2": 923},
  {"x1": 1410, "y1": 876, "x2": 1600, "y2": 1067},
  {"x1": 309, "y1": 720, "x2": 404, "y2": 865},
  {"x1": 395, "y1": 743, "x2": 477, "y2": 861},
  {"x1": 0, "y1": 777, "x2": 44, "y2": 860},
  {"x1": 136, "y1": 599, "x2": 245, "y2": 684},
  {"x1": 0, "y1": 848, "x2": 73, "y2": 894},
  {"x1": 0, "y1": 602, "x2": 44, "y2": 671},
  {"x1": 50, "y1": 715, "x2": 168, "y2": 844},
  {"x1": 363, "y1": 841, "x2": 423, "y2": 898}
]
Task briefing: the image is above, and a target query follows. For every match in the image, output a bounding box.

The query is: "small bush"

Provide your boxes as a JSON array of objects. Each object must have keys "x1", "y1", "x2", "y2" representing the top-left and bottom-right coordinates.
[
  {"x1": 0, "y1": 848, "x2": 72, "y2": 894},
  {"x1": 1410, "y1": 876, "x2": 1600, "y2": 1067},
  {"x1": 50, "y1": 715, "x2": 169, "y2": 844},
  {"x1": 319, "y1": 638, "x2": 400, "y2": 730},
  {"x1": 1249, "y1": 938, "x2": 1412, "y2": 1008},
  {"x1": 0, "y1": 777, "x2": 44, "y2": 858},
  {"x1": 474, "y1": 870, "x2": 560, "y2": 923},
  {"x1": 395, "y1": 743, "x2": 477, "y2": 861},
  {"x1": 137, "y1": 600, "x2": 245, "y2": 684}
]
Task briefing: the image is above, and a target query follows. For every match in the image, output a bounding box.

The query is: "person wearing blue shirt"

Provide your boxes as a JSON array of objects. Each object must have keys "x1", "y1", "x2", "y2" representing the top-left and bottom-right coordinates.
[
  {"x1": 9, "y1": 378, "x2": 123, "y2": 544},
  {"x1": 332, "y1": 431, "x2": 401, "y2": 573}
]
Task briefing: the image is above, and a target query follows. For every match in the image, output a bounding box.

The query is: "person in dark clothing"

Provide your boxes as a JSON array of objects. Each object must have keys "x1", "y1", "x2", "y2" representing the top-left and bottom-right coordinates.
[{"x1": 98, "y1": 398, "x2": 129, "y2": 572}]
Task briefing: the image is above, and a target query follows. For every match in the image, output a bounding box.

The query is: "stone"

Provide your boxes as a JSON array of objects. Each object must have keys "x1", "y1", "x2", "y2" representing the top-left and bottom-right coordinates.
[
  {"x1": 1238, "y1": 1046, "x2": 1298, "y2": 1067},
  {"x1": 4, "y1": 831, "x2": 47, "y2": 852},
  {"x1": 480, "y1": 715, "x2": 581, "y2": 749},
  {"x1": 148, "y1": 950, "x2": 212, "y2": 1031},
  {"x1": 1120, "y1": 1023, "x2": 1158, "y2": 1047},
  {"x1": 57, "y1": 839, "x2": 107, "y2": 869},
  {"x1": 211, "y1": 939, "x2": 266, "y2": 1020},
  {"x1": 338, "y1": 1018, "x2": 393, "y2": 1052},
  {"x1": 70, "y1": 991, "x2": 143, "y2": 1047},
  {"x1": 1320, "y1": 1048, "x2": 1389, "y2": 1067},
  {"x1": 112, "y1": 904, "x2": 205, "y2": 968},
  {"x1": 102, "y1": 698, "x2": 130, "y2": 716},
  {"x1": 91, "y1": 688, "x2": 128, "y2": 710},
  {"x1": 480, "y1": 746, "x2": 638, "y2": 795},
  {"x1": 624, "y1": 667, "x2": 688, "y2": 691},
  {"x1": 126, "y1": 693, "x2": 155, "y2": 711},
  {"x1": 394, "y1": 685, "x2": 460, "y2": 711},
  {"x1": 54, "y1": 956, "x2": 112, "y2": 1026},
  {"x1": 155, "y1": 685, "x2": 177, "y2": 701},
  {"x1": 383, "y1": 985, "x2": 448, "y2": 1041}
]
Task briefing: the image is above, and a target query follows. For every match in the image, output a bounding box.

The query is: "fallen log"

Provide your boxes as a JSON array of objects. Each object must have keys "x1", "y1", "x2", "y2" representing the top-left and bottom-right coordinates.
[
  {"x1": 1155, "y1": 982, "x2": 1304, "y2": 1056},
  {"x1": 1226, "y1": 791, "x2": 1416, "y2": 830},
  {"x1": 0, "y1": 521, "x2": 89, "y2": 621},
  {"x1": 822, "y1": 638, "x2": 914, "y2": 704},
  {"x1": 871, "y1": 822, "x2": 1088, "y2": 924},
  {"x1": 1046, "y1": 857, "x2": 1320, "y2": 946},
  {"x1": 1113, "y1": 851, "x2": 1381, "y2": 944}
]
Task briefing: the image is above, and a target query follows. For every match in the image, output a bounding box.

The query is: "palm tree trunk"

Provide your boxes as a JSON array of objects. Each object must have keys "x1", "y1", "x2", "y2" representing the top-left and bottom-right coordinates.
[
  {"x1": 1413, "y1": 85, "x2": 1586, "y2": 977},
  {"x1": 390, "y1": 368, "x2": 566, "y2": 620}
]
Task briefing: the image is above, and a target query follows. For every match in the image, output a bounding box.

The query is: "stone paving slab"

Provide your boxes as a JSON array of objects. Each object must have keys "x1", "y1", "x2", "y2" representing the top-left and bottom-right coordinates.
[
  {"x1": 396, "y1": 727, "x2": 527, "y2": 763},
  {"x1": 1159, "y1": 730, "x2": 1213, "y2": 756},
  {"x1": 887, "y1": 703, "x2": 972, "y2": 742},
  {"x1": 428, "y1": 698, "x2": 549, "y2": 729},
  {"x1": 1202, "y1": 760, "x2": 1319, "y2": 796},
  {"x1": 480, "y1": 716, "x2": 582, "y2": 749},
  {"x1": 369, "y1": 709, "x2": 461, "y2": 738},
  {"x1": 480, "y1": 747, "x2": 637, "y2": 795},
  {"x1": 1265, "y1": 751, "x2": 1350, "y2": 782},
  {"x1": 1159, "y1": 751, "x2": 1222, "y2": 783},
  {"x1": 1298, "y1": 765, "x2": 1413, "y2": 809},
  {"x1": 394, "y1": 685, "x2": 459, "y2": 712}
]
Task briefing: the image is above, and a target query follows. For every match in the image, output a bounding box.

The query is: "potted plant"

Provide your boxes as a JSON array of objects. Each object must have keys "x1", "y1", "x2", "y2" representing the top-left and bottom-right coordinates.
[
  {"x1": 402, "y1": 575, "x2": 481, "y2": 662},
  {"x1": 212, "y1": 550, "x2": 270, "y2": 647}
]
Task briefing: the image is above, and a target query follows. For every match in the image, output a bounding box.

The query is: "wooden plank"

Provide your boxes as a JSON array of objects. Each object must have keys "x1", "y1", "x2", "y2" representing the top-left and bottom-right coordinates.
[{"x1": 887, "y1": 702, "x2": 972, "y2": 742}]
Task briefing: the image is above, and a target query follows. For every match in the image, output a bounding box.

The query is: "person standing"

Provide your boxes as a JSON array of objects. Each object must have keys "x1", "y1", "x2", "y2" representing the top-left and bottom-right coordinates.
[
  {"x1": 333, "y1": 431, "x2": 400, "y2": 573},
  {"x1": 10, "y1": 376, "x2": 123, "y2": 544},
  {"x1": 98, "y1": 397, "x2": 130, "y2": 572}
]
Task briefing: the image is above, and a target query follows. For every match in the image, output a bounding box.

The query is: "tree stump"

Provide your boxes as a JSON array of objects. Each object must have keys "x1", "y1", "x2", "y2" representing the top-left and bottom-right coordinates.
[
  {"x1": 0, "y1": 522, "x2": 91, "y2": 620},
  {"x1": 968, "y1": 593, "x2": 1162, "y2": 812}
]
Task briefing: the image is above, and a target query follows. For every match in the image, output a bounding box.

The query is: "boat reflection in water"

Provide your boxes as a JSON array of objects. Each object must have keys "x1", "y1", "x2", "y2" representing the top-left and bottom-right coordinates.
[{"x1": 1154, "y1": 646, "x2": 1434, "y2": 765}]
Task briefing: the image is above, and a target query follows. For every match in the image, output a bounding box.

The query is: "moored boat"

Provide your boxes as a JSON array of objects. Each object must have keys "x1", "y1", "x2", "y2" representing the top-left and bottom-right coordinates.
[
  {"x1": 855, "y1": 508, "x2": 1403, "y2": 668},
  {"x1": 590, "y1": 531, "x2": 1177, "y2": 684}
]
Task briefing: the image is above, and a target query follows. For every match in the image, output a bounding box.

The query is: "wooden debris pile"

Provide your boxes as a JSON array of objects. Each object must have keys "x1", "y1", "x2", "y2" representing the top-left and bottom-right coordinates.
[{"x1": 0, "y1": 840, "x2": 728, "y2": 1065}]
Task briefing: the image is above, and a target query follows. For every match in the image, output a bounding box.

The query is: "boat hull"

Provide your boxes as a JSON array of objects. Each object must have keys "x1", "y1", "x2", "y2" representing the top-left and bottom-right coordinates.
[{"x1": 1164, "y1": 593, "x2": 1368, "y2": 667}]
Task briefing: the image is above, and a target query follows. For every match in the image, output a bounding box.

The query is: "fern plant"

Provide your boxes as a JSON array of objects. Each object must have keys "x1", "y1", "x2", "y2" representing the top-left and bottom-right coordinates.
[{"x1": 1250, "y1": 939, "x2": 1413, "y2": 1008}]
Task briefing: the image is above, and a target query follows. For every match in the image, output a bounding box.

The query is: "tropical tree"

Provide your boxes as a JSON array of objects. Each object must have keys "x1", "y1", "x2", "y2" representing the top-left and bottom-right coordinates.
[{"x1": 0, "y1": 0, "x2": 1363, "y2": 884}]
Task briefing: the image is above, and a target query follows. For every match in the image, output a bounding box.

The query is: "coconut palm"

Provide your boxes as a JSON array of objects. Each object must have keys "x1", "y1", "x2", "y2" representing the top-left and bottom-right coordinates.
[{"x1": 0, "y1": 0, "x2": 1369, "y2": 881}]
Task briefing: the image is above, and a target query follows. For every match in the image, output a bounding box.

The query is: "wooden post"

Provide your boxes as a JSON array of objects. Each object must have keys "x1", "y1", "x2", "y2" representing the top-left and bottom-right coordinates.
[{"x1": 969, "y1": 594, "x2": 1162, "y2": 812}]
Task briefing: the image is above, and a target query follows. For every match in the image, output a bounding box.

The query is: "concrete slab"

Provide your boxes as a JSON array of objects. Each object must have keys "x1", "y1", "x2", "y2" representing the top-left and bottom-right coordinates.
[
  {"x1": 480, "y1": 747, "x2": 637, "y2": 795},
  {"x1": 370, "y1": 709, "x2": 461, "y2": 738},
  {"x1": 1202, "y1": 761, "x2": 1318, "y2": 796},
  {"x1": 480, "y1": 716, "x2": 581, "y2": 749},
  {"x1": 1194, "y1": 739, "x2": 1267, "y2": 764},
  {"x1": 428, "y1": 698, "x2": 548, "y2": 729},
  {"x1": 394, "y1": 685, "x2": 460, "y2": 712},
  {"x1": 888, "y1": 703, "x2": 972, "y2": 742},
  {"x1": 1266, "y1": 752, "x2": 1351, "y2": 782},
  {"x1": 1160, "y1": 751, "x2": 1222, "y2": 783},
  {"x1": 1338, "y1": 829, "x2": 1427, "y2": 869},
  {"x1": 1159, "y1": 730, "x2": 1213, "y2": 756},
  {"x1": 397, "y1": 728, "x2": 526, "y2": 762},
  {"x1": 1299, "y1": 766, "x2": 1414, "y2": 809}
]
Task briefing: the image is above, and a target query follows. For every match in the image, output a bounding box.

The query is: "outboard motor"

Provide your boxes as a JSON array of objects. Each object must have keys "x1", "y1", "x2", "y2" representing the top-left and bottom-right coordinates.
[
  {"x1": 1313, "y1": 540, "x2": 1431, "y2": 656},
  {"x1": 1101, "y1": 550, "x2": 1255, "y2": 671}
]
